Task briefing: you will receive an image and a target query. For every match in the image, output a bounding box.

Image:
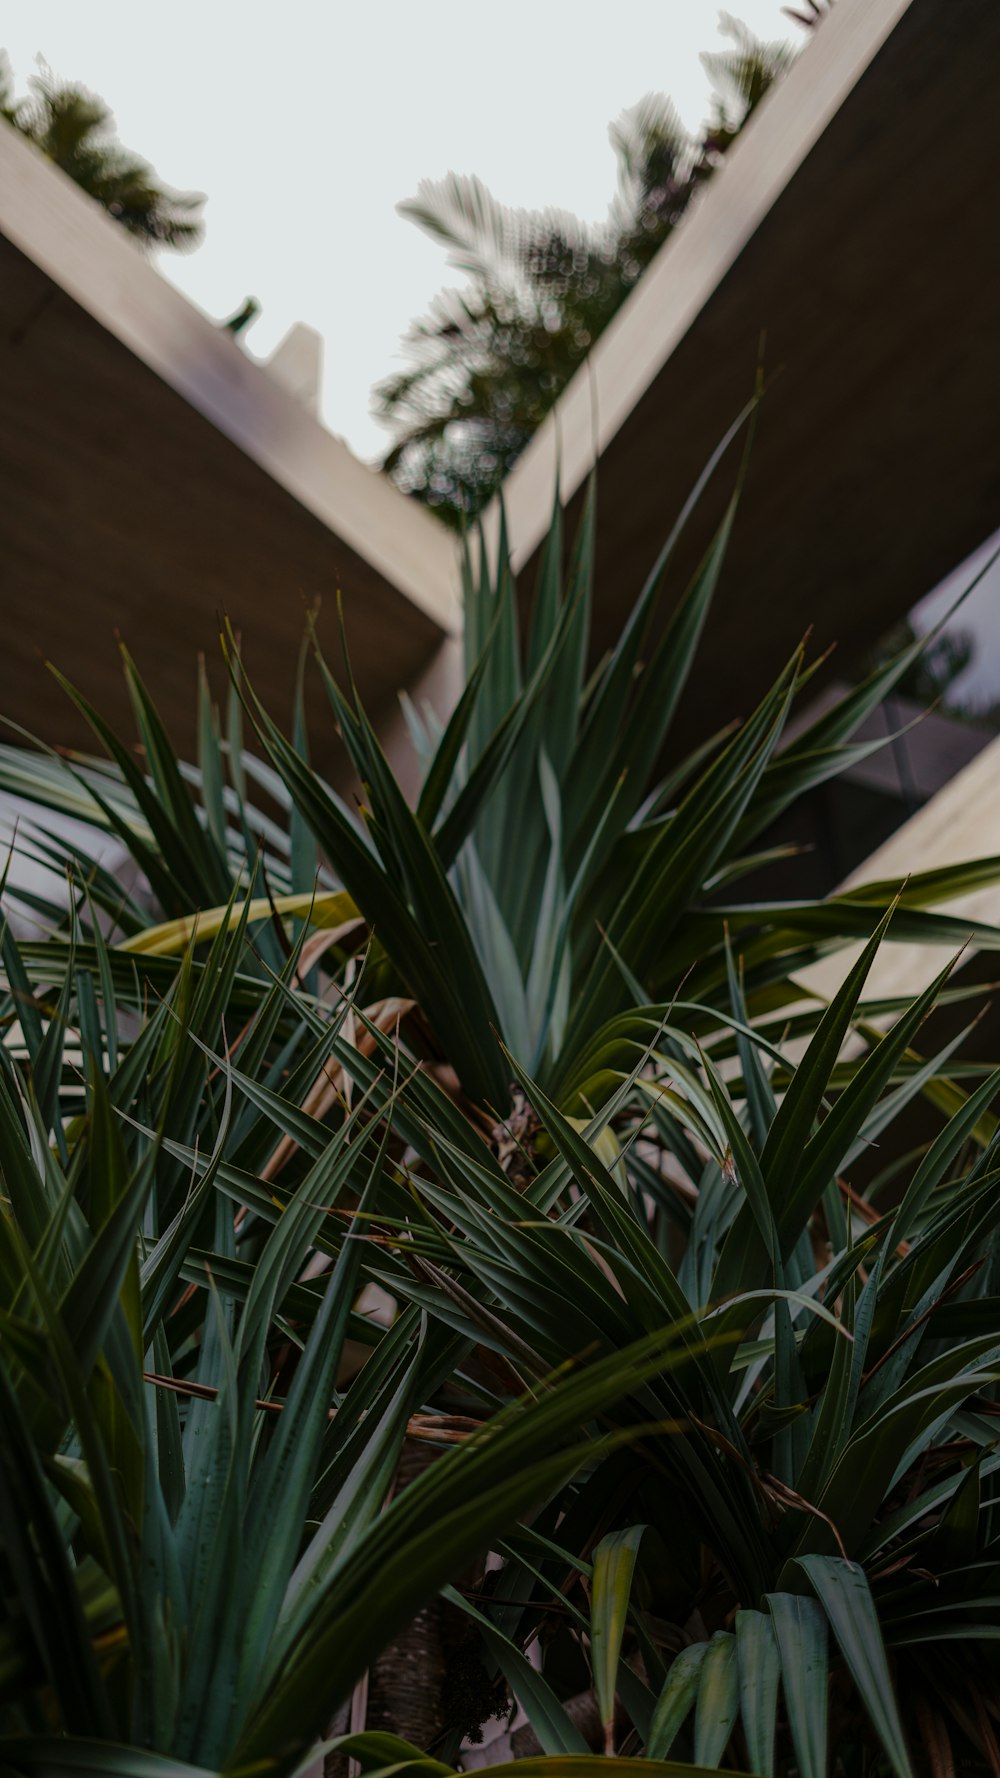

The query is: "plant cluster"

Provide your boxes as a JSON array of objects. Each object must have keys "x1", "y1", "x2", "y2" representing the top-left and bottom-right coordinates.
[
  {"x1": 0, "y1": 54, "x2": 204, "y2": 252},
  {"x1": 2, "y1": 420, "x2": 1000, "y2": 1778},
  {"x1": 375, "y1": 16, "x2": 802, "y2": 525}
]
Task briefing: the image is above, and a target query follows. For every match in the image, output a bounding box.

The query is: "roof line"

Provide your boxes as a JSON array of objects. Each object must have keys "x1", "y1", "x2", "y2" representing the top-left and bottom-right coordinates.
[
  {"x1": 485, "y1": 0, "x2": 912, "y2": 573},
  {"x1": 0, "y1": 121, "x2": 461, "y2": 636}
]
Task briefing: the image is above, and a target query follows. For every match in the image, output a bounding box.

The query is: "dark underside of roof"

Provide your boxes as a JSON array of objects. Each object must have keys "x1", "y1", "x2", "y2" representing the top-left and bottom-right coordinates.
[
  {"x1": 0, "y1": 237, "x2": 445, "y2": 768},
  {"x1": 520, "y1": 0, "x2": 1000, "y2": 750}
]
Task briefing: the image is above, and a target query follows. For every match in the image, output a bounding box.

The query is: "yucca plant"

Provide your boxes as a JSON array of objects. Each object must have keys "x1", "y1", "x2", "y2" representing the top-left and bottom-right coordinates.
[
  {"x1": 0, "y1": 911, "x2": 746, "y2": 1777},
  {"x1": 4, "y1": 410, "x2": 998, "y2": 1110},
  {"x1": 3, "y1": 412, "x2": 1000, "y2": 1776},
  {"x1": 361, "y1": 916, "x2": 1000, "y2": 1776},
  {"x1": 7, "y1": 895, "x2": 998, "y2": 1778}
]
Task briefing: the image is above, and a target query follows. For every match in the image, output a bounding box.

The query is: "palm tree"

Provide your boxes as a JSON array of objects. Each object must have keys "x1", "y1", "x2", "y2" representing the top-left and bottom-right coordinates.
[
  {"x1": 0, "y1": 55, "x2": 204, "y2": 251},
  {"x1": 374, "y1": 17, "x2": 799, "y2": 526}
]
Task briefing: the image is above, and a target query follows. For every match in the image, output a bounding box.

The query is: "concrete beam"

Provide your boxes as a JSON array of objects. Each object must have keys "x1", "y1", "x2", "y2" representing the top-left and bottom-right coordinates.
[
  {"x1": 0, "y1": 122, "x2": 460, "y2": 764},
  {"x1": 799, "y1": 733, "x2": 1000, "y2": 1006},
  {"x1": 485, "y1": 0, "x2": 1000, "y2": 754}
]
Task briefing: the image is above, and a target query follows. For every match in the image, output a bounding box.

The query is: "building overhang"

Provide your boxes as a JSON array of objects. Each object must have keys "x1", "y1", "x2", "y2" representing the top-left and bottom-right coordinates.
[
  {"x1": 489, "y1": 0, "x2": 999, "y2": 739},
  {"x1": 0, "y1": 123, "x2": 460, "y2": 766}
]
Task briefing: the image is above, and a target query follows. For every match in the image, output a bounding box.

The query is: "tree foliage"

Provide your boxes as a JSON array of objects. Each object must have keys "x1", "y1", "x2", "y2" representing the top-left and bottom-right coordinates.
[
  {"x1": 375, "y1": 17, "x2": 795, "y2": 525},
  {"x1": 0, "y1": 54, "x2": 204, "y2": 252}
]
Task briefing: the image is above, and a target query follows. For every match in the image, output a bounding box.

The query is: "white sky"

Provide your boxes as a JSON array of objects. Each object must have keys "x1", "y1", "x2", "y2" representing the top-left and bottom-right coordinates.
[{"x1": 3, "y1": 0, "x2": 795, "y2": 462}]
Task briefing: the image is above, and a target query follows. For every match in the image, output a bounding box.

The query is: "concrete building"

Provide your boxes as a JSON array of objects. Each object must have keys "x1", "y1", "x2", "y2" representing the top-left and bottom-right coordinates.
[{"x1": 0, "y1": 117, "x2": 461, "y2": 771}]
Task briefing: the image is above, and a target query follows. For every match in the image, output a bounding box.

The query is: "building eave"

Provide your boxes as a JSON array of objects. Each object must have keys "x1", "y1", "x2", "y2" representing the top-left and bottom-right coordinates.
[
  {"x1": 0, "y1": 122, "x2": 460, "y2": 761},
  {"x1": 485, "y1": 0, "x2": 999, "y2": 745}
]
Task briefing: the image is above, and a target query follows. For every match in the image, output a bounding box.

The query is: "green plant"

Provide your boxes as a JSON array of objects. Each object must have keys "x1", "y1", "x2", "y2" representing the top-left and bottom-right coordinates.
[
  {"x1": 3, "y1": 419, "x2": 1000, "y2": 1774},
  {"x1": 0, "y1": 54, "x2": 204, "y2": 251},
  {"x1": 366, "y1": 925, "x2": 1000, "y2": 1775},
  {"x1": 0, "y1": 908, "x2": 741, "y2": 1776},
  {"x1": 8, "y1": 413, "x2": 996, "y2": 1102},
  {"x1": 376, "y1": 18, "x2": 796, "y2": 523}
]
